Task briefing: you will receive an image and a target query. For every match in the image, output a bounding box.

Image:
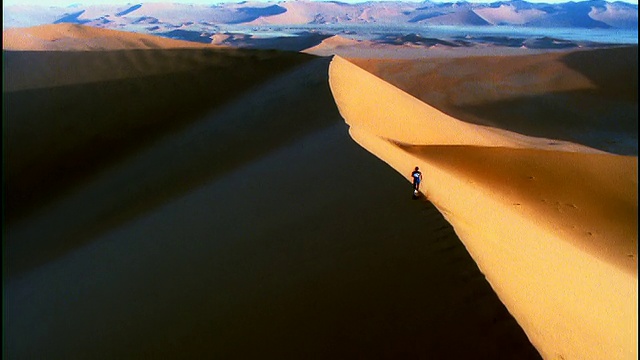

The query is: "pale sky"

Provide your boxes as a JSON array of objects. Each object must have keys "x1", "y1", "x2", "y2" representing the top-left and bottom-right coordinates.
[{"x1": 4, "y1": 0, "x2": 638, "y2": 6}]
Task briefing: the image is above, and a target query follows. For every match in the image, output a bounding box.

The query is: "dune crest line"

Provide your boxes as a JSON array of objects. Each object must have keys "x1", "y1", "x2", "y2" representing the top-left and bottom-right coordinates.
[{"x1": 328, "y1": 55, "x2": 637, "y2": 360}]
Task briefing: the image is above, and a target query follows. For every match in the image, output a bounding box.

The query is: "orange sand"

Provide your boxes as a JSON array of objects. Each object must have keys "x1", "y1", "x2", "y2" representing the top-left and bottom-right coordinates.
[
  {"x1": 328, "y1": 54, "x2": 637, "y2": 360},
  {"x1": 4, "y1": 23, "x2": 637, "y2": 359}
]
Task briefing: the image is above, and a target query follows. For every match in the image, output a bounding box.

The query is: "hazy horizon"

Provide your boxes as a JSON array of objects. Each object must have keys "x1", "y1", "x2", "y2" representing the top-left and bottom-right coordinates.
[{"x1": 4, "y1": 0, "x2": 639, "y2": 7}]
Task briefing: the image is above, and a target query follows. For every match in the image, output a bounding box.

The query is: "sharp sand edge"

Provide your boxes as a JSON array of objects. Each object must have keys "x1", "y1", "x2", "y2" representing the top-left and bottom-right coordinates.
[{"x1": 328, "y1": 55, "x2": 638, "y2": 360}]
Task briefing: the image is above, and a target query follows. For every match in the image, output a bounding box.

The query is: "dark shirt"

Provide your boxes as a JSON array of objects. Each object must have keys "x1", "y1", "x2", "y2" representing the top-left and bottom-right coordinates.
[{"x1": 411, "y1": 170, "x2": 422, "y2": 183}]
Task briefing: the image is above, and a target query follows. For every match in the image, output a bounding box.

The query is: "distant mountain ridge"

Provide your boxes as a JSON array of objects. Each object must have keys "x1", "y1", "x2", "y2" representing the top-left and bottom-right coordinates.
[{"x1": 4, "y1": 1, "x2": 637, "y2": 30}]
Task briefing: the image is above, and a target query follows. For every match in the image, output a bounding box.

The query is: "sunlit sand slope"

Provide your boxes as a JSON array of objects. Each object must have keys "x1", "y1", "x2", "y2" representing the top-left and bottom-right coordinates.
[
  {"x1": 348, "y1": 46, "x2": 638, "y2": 155},
  {"x1": 329, "y1": 55, "x2": 638, "y2": 360},
  {"x1": 329, "y1": 56, "x2": 601, "y2": 153}
]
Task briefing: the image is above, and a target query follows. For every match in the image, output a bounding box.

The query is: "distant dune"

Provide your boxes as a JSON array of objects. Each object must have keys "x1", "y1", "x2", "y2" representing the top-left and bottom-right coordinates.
[
  {"x1": 246, "y1": 0, "x2": 327, "y2": 25},
  {"x1": 3, "y1": 1, "x2": 636, "y2": 52},
  {"x1": 3, "y1": 23, "x2": 637, "y2": 360},
  {"x1": 3, "y1": 0, "x2": 638, "y2": 39},
  {"x1": 207, "y1": 31, "x2": 332, "y2": 52},
  {"x1": 2, "y1": 23, "x2": 222, "y2": 51},
  {"x1": 328, "y1": 51, "x2": 637, "y2": 360},
  {"x1": 474, "y1": 4, "x2": 546, "y2": 25},
  {"x1": 415, "y1": 9, "x2": 492, "y2": 26},
  {"x1": 301, "y1": 34, "x2": 370, "y2": 56},
  {"x1": 301, "y1": 32, "x2": 624, "y2": 59}
]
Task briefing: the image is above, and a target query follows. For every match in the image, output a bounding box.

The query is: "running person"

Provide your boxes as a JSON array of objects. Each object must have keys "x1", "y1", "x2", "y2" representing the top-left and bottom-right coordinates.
[{"x1": 411, "y1": 166, "x2": 422, "y2": 195}]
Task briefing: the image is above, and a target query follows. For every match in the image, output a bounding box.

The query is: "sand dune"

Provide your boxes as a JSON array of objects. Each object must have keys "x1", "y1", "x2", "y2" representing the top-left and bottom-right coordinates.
[
  {"x1": 2, "y1": 23, "x2": 222, "y2": 51},
  {"x1": 209, "y1": 31, "x2": 331, "y2": 52},
  {"x1": 4, "y1": 44, "x2": 316, "y2": 224},
  {"x1": 328, "y1": 56, "x2": 600, "y2": 152},
  {"x1": 3, "y1": 24, "x2": 541, "y2": 359},
  {"x1": 301, "y1": 34, "x2": 364, "y2": 55},
  {"x1": 329, "y1": 54, "x2": 637, "y2": 360},
  {"x1": 347, "y1": 46, "x2": 638, "y2": 155},
  {"x1": 4, "y1": 23, "x2": 636, "y2": 360},
  {"x1": 6, "y1": 0, "x2": 635, "y2": 30},
  {"x1": 474, "y1": 4, "x2": 546, "y2": 25},
  {"x1": 301, "y1": 34, "x2": 604, "y2": 60},
  {"x1": 247, "y1": 0, "x2": 358, "y2": 25}
]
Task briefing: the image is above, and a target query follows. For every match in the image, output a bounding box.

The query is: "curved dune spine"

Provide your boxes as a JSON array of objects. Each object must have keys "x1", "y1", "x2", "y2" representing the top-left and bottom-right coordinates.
[
  {"x1": 329, "y1": 55, "x2": 638, "y2": 360},
  {"x1": 328, "y1": 55, "x2": 603, "y2": 154}
]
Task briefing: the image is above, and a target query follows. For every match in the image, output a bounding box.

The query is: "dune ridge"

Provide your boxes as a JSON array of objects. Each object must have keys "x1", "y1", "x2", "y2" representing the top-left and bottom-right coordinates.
[
  {"x1": 3, "y1": 25, "x2": 544, "y2": 359},
  {"x1": 5, "y1": 56, "x2": 340, "y2": 276},
  {"x1": 347, "y1": 46, "x2": 638, "y2": 155},
  {"x1": 3, "y1": 23, "x2": 633, "y2": 359},
  {"x1": 4, "y1": 46, "x2": 316, "y2": 224},
  {"x1": 2, "y1": 23, "x2": 223, "y2": 51},
  {"x1": 328, "y1": 56, "x2": 602, "y2": 153},
  {"x1": 328, "y1": 55, "x2": 637, "y2": 360},
  {"x1": 4, "y1": 1, "x2": 636, "y2": 30}
]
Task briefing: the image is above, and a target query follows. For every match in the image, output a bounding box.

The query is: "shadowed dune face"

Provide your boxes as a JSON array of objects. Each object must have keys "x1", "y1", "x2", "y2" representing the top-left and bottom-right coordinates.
[
  {"x1": 397, "y1": 144, "x2": 638, "y2": 273},
  {"x1": 4, "y1": 124, "x2": 542, "y2": 359},
  {"x1": 560, "y1": 46, "x2": 638, "y2": 102},
  {"x1": 4, "y1": 55, "x2": 342, "y2": 277},
  {"x1": 348, "y1": 45, "x2": 638, "y2": 155},
  {"x1": 3, "y1": 48, "x2": 316, "y2": 223},
  {"x1": 3, "y1": 26, "x2": 543, "y2": 360}
]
